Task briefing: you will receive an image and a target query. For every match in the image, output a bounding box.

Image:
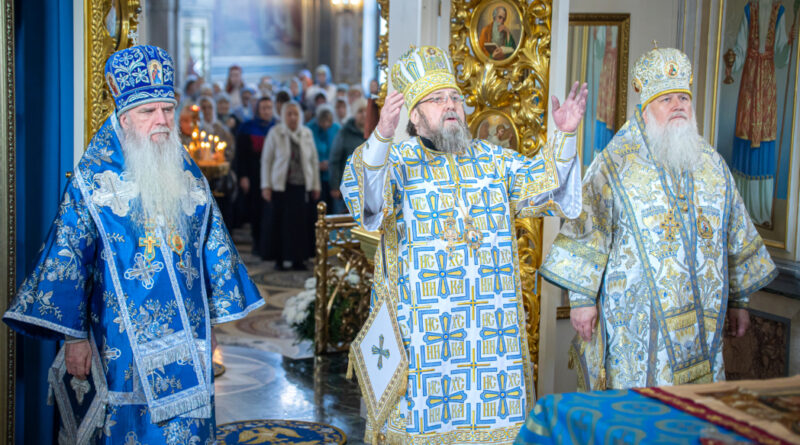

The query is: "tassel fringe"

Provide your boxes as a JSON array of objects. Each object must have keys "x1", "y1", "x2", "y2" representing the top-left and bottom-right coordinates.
[{"x1": 346, "y1": 352, "x2": 354, "y2": 380}]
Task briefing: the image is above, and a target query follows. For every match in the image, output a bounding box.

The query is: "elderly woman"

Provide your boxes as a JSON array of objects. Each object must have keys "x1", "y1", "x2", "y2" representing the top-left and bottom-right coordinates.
[
  {"x1": 329, "y1": 97, "x2": 367, "y2": 214},
  {"x1": 198, "y1": 96, "x2": 235, "y2": 161},
  {"x1": 197, "y1": 96, "x2": 237, "y2": 228},
  {"x1": 215, "y1": 92, "x2": 240, "y2": 134},
  {"x1": 260, "y1": 101, "x2": 320, "y2": 269}
]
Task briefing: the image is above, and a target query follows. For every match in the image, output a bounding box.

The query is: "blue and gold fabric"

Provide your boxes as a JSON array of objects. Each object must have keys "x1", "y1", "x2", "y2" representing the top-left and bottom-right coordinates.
[
  {"x1": 216, "y1": 419, "x2": 347, "y2": 445},
  {"x1": 3, "y1": 114, "x2": 264, "y2": 444},
  {"x1": 341, "y1": 126, "x2": 581, "y2": 444},
  {"x1": 631, "y1": 46, "x2": 692, "y2": 108},
  {"x1": 514, "y1": 389, "x2": 747, "y2": 444},
  {"x1": 105, "y1": 45, "x2": 177, "y2": 114},
  {"x1": 540, "y1": 108, "x2": 776, "y2": 390},
  {"x1": 391, "y1": 45, "x2": 459, "y2": 110}
]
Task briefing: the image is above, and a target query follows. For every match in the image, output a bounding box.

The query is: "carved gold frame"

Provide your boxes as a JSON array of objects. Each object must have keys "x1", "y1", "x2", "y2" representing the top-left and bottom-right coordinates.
[
  {"x1": 84, "y1": 0, "x2": 141, "y2": 146},
  {"x1": 375, "y1": 0, "x2": 389, "y2": 107},
  {"x1": 0, "y1": 0, "x2": 15, "y2": 442},
  {"x1": 451, "y1": 0, "x2": 552, "y2": 390},
  {"x1": 468, "y1": 0, "x2": 526, "y2": 67}
]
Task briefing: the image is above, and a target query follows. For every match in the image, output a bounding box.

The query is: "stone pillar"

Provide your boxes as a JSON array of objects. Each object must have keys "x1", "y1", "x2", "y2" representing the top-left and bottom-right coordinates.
[
  {"x1": 144, "y1": 0, "x2": 178, "y2": 58},
  {"x1": 539, "y1": 0, "x2": 571, "y2": 398},
  {"x1": 386, "y1": 0, "x2": 450, "y2": 139}
]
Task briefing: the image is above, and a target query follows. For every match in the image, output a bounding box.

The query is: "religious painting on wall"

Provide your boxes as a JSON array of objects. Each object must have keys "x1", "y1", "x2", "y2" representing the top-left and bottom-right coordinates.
[
  {"x1": 212, "y1": 0, "x2": 302, "y2": 59},
  {"x1": 715, "y1": 0, "x2": 800, "y2": 247},
  {"x1": 470, "y1": 111, "x2": 519, "y2": 151},
  {"x1": 470, "y1": 0, "x2": 525, "y2": 64},
  {"x1": 565, "y1": 14, "x2": 630, "y2": 172},
  {"x1": 210, "y1": 0, "x2": 307, "y2": 81}
]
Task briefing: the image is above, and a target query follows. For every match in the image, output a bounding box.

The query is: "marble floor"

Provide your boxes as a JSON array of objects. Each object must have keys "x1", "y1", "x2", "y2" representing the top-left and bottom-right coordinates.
[{"x1": 214, "y1": 228, "x2": 366, "y2": 444}]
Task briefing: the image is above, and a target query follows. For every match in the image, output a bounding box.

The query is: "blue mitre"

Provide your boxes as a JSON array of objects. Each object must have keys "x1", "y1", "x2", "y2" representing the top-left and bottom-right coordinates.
[{"x1": 104, "y1": 45, "x2": 177, "y2": 114}]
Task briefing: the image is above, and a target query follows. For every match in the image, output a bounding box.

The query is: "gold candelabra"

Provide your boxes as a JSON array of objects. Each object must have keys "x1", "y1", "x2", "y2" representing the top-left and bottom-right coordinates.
[
  {"x1": 183, "y1": 104, "x2": 228, "y2": 166},
  {"x1": 183, "y1": 104, "x2": 230, "y2": 181}
]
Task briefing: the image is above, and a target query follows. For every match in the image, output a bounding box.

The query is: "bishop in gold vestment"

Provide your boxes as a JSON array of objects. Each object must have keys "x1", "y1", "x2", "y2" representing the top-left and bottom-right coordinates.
[{"x1": 540, "y1": 47, "x2": 776, "y2": 390}]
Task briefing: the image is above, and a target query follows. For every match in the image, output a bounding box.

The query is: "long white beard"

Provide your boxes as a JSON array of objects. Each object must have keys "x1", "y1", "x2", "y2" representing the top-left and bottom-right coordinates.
[
  {"x1": 420, "y1": 111, "x2": 472, "y2": 154},
  {"x1": 492, "y1": 22, "x2": 506, "y2": 46},
  {"x1": 644, "y1": 107, "x2": 704, "y2": 173},
  {"x1": 120, "y1": 124, "x2": 191, "y2": 233}
]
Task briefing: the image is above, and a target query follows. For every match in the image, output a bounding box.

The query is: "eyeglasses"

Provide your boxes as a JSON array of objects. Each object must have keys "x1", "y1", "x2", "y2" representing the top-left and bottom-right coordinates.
[{"x1": 418, "y1": 94, "x2": 465, "y2": 106}]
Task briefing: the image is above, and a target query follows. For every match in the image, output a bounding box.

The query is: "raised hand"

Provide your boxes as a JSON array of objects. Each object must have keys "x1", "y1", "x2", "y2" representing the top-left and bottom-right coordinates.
[
  {"x1": 551, "y1": 81, "x2": 589, "y2": 134},
  {"x1": 376, "y1": 91, "x2": 405, "y2": 139}
]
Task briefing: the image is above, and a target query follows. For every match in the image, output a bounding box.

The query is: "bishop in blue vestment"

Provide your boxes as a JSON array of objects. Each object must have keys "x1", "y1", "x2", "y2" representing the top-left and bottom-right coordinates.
[{"x1": 3, "y1": 45, "x2": 264, "y2": 444}]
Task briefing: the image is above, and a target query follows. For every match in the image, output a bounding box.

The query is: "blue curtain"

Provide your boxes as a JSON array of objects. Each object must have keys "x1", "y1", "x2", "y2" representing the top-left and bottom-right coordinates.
[{"x1": 14, "y1": 0, "x2": 73, "y2": 443}]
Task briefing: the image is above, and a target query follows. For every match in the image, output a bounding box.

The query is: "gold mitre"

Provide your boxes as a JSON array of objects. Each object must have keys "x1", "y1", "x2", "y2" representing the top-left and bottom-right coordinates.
[
  {"x1": 632, "y1": 46, "x2": 692, "y2": 108},
  {"x1": 391, "y1": 45, "x2": 460, "y2": 110}
]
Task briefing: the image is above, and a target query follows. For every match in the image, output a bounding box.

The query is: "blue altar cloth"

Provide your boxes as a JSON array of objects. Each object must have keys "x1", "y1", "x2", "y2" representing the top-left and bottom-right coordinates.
[{"x1": 514, "y1": 389, "x2": 749, "y2": 444}]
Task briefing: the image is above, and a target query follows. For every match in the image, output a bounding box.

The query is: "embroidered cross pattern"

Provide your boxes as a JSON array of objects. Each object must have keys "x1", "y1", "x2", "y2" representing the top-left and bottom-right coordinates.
[
  {"x1": 479, "y1": 371, "x2": 523, "y2": 419},
  {"x1": 91, "y1": 171, "x2": 138, "y2": 217},
  {"x1": 177, "y1": 253, "x2": 199, "y2": 289},
  {"x1": 426, "y1": 375, "x2": 467, "y2": 424},
  {"x1": 480, "y1": 308, "x2": 519, "y2": 357},
  {"x1": 423, "y1": 313, "x2": 467, "y2": 361},
  {"x1": 123, "y1": 252, "x2": 164, "y2": 289},
  {"x1": 414, "y1": 193, "x2": 455, "y2": 237},
  {"x1": 418, "y1": 251, "x2": 466, "y2": 297},
  {"x1": 371, "y1": 334, "x2": 390, "y2": 370}
]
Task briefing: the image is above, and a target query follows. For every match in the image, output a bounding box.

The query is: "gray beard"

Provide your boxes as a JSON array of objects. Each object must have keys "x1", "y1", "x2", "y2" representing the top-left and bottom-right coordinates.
[
  {"x1": 644, "y1": 107, "x2": 704, "y2": 173},
  {"x1": 120, "y1": 124, "x2": 191, "y2": 234},
  {"x1": 419, "y1": 111, "x2": 472, "y2": 154},
  {"x1": 492, "y1": 22, "x2": 507, "y2": 46}
]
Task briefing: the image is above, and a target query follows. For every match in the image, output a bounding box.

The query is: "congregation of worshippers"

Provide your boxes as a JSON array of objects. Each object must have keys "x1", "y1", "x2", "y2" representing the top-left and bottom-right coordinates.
[{"x1": 180, "y1": 65, "x2": 375, "y2": 270}]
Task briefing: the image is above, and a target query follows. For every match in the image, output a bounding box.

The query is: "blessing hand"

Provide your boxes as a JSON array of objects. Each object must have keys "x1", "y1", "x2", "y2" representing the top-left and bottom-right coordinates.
[
  {"x1": 551, "y1": 81, "x2": 589, "y2": 134},
  {"x1": 376, "y1": 91, "x2": 405, "y2": 139}
]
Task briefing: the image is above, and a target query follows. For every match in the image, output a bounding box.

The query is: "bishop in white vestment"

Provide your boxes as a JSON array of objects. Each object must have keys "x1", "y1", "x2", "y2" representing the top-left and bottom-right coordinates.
[
  {"x1": 540, "y1": 47, "x2": 776, "y2": 390},
  {"x1": 342, "y1": 45, "x2": 587, "y2": 444}
]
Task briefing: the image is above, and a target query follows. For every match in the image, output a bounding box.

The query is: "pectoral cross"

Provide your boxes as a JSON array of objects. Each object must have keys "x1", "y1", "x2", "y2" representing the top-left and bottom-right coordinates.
[
  {"x1": 441, "y1": 216, "x2": 460, "y2": 253},
  {"x1": 139, "y1": 228, "x2": 161, "y2": 263},
  {"x1": 371, "y1": 334, "x2": 390, "y2": 370},
  {"x1": 659, "y1": 212, "x2": 681, "y2": 241}
]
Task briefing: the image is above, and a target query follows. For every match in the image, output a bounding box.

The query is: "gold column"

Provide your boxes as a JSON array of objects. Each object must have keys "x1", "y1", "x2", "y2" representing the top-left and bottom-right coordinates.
[{"x1": 84, "y1": 0, "x2": 141, "y2": 146}]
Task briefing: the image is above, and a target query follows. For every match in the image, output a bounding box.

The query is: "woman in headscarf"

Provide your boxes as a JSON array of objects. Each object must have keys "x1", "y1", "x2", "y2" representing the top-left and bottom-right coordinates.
[
  {"x1": 235, "y1": 96, "x2": 277, "y2": 254},
  {"x1": 306, "y1": 104, "x2": 340, "y2": 211},
  {"x1": 329, "y1": 98, "x2": 367, "y2": 213},
  {"x1": 197, "y1": 95, "x2": 237, "y2": 229},
  {"x1": 260, "y1": 101, "x2": 320, "y2": 269}
]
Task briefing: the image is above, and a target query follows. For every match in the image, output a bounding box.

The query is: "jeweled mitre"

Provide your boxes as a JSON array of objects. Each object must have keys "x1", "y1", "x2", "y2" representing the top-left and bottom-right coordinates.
[
  {"x1": 632, "y1": 47, "x2": 692, "y2": 107},
  {"x1": 104, "y1": 45, "x2": 177, "y2": 115},
  {"x1": 390, "y1": 45, "x2": 460, "y2": 110}
]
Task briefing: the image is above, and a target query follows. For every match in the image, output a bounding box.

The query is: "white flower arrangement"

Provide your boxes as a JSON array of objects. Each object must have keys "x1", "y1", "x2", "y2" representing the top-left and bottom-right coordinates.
[
  {"x1": 282, "y1": 288, "x2": 316, "y2": 326},
  {"x1": 282, "y1": 268, "x2": 368, "y2": 344}
]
